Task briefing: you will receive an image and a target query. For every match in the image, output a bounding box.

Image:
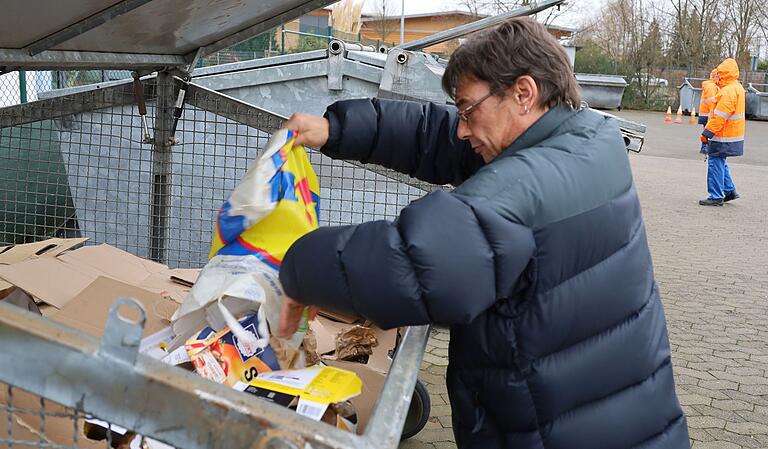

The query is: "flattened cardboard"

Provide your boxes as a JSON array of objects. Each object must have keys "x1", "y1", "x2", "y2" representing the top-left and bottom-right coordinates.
[
  {"x1": 39, "y1": 303, "x2": 58, "y2": 318},
  {"x1": 52, "y1": 277, "x2": 178, "y2": 338},
  {"x1": 0, "y1": 238, "x2": 87, "y2": 265},
  {"x1": 0, "y1": 244, "x2": 194, "y2": 309},
  {"x1": 169, "y1": 268, "x2": 200, "y2": 287},
  {"x1": 140, "y1": 271, "x2": 193, "y2": 305},
  {"x1": 0, "y1": 238, "x2": 88, "y2": 294},
  {"x1": 57, "y1": 245, "x2": 167, "y2": 287},
  {"x1": 0, "y1": 257, "x2": 94, "y2": 308}
]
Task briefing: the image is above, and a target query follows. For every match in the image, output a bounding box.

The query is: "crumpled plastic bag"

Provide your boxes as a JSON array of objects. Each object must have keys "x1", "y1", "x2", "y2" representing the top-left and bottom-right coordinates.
[{"x1": 170, "y1": 128, "x2": 320, "y2": 351}]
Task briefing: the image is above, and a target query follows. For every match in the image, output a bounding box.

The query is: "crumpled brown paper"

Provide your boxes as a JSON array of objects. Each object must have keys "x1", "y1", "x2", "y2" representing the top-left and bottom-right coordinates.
[
  {"x1": 302, "y1": 327, "x2": 321, "y2": 366},
  {"x1": 335, "y1": 325, "x2": 378, "y2": 363}
]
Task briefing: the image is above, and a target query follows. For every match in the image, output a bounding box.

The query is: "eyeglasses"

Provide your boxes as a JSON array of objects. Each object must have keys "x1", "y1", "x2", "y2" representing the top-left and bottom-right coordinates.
[{"x1": 457, "y1": 91, "x2": 495, "y2": 122}]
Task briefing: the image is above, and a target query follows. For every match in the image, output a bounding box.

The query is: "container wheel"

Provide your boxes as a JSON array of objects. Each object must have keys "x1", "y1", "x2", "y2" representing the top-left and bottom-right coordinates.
[{"x1": 400, "y1": 379, "x2": 432, "y2": 440}]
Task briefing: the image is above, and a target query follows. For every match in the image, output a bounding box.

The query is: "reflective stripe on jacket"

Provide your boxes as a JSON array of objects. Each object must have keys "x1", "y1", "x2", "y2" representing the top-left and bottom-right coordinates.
[
  {"x1": 704, "y1": 59, "x2": 745, "y2": 157},
  {"x1": 698, "y1": 79, "x2": 718, "y2": 125}
]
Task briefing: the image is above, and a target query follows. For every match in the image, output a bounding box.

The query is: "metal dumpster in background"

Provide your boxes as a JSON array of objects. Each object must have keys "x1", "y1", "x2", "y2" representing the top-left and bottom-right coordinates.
[
  {"x1": 746, "y1": 83, "x2": 768, "y2": 120},
  {"x1": 575, "y1": 73, "x2": 627, "y2": 110},
  {"x1": 678, "y1": 78, "x2": 705, "y2": 115}
]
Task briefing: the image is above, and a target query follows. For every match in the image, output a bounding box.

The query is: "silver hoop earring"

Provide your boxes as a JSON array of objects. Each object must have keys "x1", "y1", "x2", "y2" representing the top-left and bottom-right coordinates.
[{"x1": 524, "y1": 105, "x2": 530, "y2": 115}]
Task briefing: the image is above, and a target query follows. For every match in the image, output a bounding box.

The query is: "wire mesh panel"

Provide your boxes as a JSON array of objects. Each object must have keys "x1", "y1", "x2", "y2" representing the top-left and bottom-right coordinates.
[
  {"x1": 1, "y1": 75, "x2": 430, "y2": 269},
  {"x1": 0, "y1": 81, "x2": 156, "y2": 257},
  {"x1": 1, "y1": 383, "x2": 114, "y2": 449},
  {"x1": 0, "y1": 70, "x2": 135, "y2": 108},
  {"x1": 1, "y1": 383, "x2": 206, "y2": 449}
]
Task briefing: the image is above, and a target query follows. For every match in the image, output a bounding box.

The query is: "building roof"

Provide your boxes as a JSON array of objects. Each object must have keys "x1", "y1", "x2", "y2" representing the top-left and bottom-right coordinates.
[
  {"x1": 359, "y1": 10, "x2": 487, "y2": 22},
  {"x1": 544, "y1": 23, "x2": 577, "y2": 33},
  {"x1": 358, "y1": 10, "x2": 578, "y2": 34}
]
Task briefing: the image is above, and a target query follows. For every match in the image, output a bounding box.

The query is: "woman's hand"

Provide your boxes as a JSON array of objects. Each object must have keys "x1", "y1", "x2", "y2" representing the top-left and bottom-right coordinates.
[
  {"x1": 278, "y1": 295, "x2": 318, "y2": 337},
  {"x1": 284, "y1": 113, "x2": 330, "y2": 148}
]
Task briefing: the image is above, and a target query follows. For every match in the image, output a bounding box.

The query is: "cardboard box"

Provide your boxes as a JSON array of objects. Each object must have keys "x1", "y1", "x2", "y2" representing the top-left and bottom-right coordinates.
[
  {"x1": 310, "y1": 316, "x2": 397, "y2": 374},
  {"x1": 51, "y1": 276, "x2": 179, "y2": 338},
  {"x1": 308, "y1": 315, "x2": 395, "y2": 433},
  {"x1": 0, "y1": 243, "x2": 197, "y2": 309},
  {"x1": 317, "y1": 309, "x2": 361, "y2": 324},
  {"x1": 323, "y1": 360, "x2": 386, "y2": 433}
]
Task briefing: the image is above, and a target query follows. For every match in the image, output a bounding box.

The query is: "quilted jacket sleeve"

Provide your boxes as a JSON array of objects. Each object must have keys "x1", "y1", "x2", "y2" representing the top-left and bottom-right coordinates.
[
  {"x1": 321, "y1": 98, "x2": 484, "y2": 186},
  {"x1": 279, "y1": 190, "x2": 535, "y2": 329}
]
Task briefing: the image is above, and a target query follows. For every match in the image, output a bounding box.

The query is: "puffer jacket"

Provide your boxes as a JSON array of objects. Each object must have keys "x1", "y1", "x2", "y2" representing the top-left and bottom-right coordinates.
[
  {"x1": 279, "y1": 98, "x2": 689, "y2": 449},
  {"x1": 703, "y1": 58, "x2": 745, "y2": 157}
]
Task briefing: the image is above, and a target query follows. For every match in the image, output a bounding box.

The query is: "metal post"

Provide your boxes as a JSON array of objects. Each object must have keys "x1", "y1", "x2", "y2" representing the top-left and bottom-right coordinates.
[
  {"x1": 19, "y1": 70, "x2": 27, "y2": 103},
  {"x1": 400, "y1": 0, "x2": 404, "y2": 45},
  {"x1": 281, "y1": 25, "x2": 286, "y2": 55},
  {"x1": 149, "y1": 71, "x2": 174, "y2": 263}
]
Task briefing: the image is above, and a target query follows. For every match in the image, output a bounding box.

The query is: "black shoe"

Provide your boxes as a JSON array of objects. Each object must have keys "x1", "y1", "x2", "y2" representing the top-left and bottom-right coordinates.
[
  {"x1": 699, "y1": 198, "x2": 724, "y2": 206},
  {"x1": 724, "y1": 191, "x2": 740, "y2": 202}
]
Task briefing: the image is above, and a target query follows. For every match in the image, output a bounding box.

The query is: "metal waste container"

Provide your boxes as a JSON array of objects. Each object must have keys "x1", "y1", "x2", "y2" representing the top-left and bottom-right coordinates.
[
  {"x1": 678, "y1": 78, "x2": 705, "y2": 115},
  {"x1": 575, "y1": 74, "x2": 627, "y2": 110},
  {"x1": 746, "y1": 83, "x2": 768, "y2": 120}
]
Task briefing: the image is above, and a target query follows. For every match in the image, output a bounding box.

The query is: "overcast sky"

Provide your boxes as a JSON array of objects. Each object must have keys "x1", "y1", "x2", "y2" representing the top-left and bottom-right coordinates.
[{"x1": 358, "y1": 0, "x2": 606, "y2": 28}]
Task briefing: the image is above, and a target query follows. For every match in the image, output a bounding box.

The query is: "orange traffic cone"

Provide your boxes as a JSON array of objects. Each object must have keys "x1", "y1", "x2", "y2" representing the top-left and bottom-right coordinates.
[
  {"x1": 664, "y1": 106, "x2": 673, "y2": 124},
  {"x1": 689, "y1": 107, "x2": 697, "y2": 124},
  {"x1": 674, "y1": 106, "x2": 683, "y2": 124}
]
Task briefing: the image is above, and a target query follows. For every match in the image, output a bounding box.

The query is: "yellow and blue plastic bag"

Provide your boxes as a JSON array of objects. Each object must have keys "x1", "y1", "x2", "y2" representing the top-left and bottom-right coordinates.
[
  {"x1": 171, "y1": 129, "x2": 320, "y2": 352},
  {"x1": 210, "y1": 128, "x2": 320, "y2": 265}
]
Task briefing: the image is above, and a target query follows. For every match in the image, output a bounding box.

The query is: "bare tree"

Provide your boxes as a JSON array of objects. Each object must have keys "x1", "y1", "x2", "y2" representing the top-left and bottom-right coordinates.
[
  {"x1": 579, "y1": 0, "x2": 672, "y2": 106},
  {"x1": 459, "y1": 0, "x2": 483, "y2": 17},
  {"x1": 664, "y1": 0, "x2": 724, "y2": 69},
  {"x1": 724, "y1": 0, "x2": 758, "y2": 70},
  {"x1": 371, "y1": 0, "x2": 398, "y2": 44}
]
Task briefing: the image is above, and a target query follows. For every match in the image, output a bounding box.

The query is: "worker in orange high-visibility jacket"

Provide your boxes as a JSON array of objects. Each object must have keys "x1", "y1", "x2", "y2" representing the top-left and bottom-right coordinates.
[
  {"x1": 698, "y1": 69, "x2": 719, "y2": 153},
  {"x1": 699, "y1": 58, "x2": 745, "y2": 206}
]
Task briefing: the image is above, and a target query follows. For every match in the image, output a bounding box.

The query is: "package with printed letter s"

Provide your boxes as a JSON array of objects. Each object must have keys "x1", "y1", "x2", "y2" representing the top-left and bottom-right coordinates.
[
  {"x1": 235, "y1": 365, "x2": 362, "y2": 432},
  {"x1": 184, "y1": 312, "x2": 281, "y2": 386}
]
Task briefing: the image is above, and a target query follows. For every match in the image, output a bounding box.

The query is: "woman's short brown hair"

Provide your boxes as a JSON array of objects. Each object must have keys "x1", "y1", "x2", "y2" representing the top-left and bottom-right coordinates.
[{"x1": 442, "y1": 17, "x2": 580, "y2": 109}]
